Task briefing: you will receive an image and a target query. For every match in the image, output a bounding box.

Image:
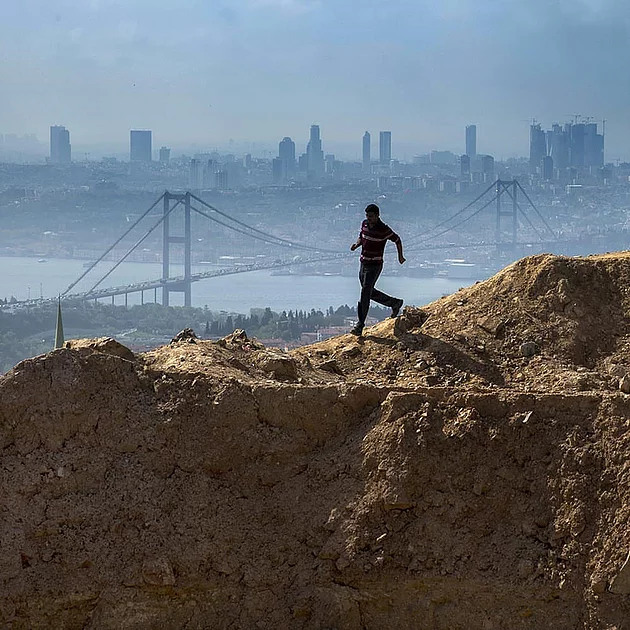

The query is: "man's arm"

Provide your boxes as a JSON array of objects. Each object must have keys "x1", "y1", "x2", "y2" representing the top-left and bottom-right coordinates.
[
  {"x1": 395, "y1": 239, "x2": 406, "y2": 264},
  {"x1": 350, "y1": 236, "x2": 361, "y2": 251}
]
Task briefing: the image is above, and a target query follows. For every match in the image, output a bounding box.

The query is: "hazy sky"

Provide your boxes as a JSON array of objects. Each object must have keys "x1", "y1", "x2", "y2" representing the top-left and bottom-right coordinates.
[{"x1": 1, "y1": 0, "x2": 628, "y2": 160}]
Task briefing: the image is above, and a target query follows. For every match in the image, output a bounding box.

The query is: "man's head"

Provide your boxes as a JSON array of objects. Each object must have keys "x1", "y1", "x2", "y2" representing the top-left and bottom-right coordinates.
[{"x1": 365, "y1": 203, "x2": 380, "y2": 227}]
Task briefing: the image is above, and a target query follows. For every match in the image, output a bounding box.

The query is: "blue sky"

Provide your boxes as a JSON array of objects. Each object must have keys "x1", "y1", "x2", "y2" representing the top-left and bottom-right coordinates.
[{"x1": 1, "y1": 0, "x2": 628, "y2": 159}]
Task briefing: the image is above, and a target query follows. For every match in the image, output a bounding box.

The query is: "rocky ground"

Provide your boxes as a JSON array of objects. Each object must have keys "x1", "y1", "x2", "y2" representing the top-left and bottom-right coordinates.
[{"x1": 1, "y1": 252, "x2": 630, "y2": 628}]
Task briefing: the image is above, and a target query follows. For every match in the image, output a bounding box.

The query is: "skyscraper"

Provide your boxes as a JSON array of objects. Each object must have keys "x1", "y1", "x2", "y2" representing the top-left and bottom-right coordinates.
[
  {"x1": 362, "y1": 131, "x2": 371, "y2": 172},
  {"x1": 278, "y1": 137, "x2": 296, "y2": 178},
  {"x1": 159, "y1": 146, "x2": 171, "y2": 163},
  {"x1": 529, "y1": 123, "x2": 547, "y2": 173},
  {"x1": 130, "y1": 130, "x2": 152, "y2": 162},
  {"x1": 50, "y1": 125, "x2": 71, "y2": 164},
  {"x1": 465, "y1": 125, "x2": 477, "y2": 158},
  {"x1": 379, "y1": 131, "x2": 391, "y2": 165},
  {"x1": 584, "y1": 123, "x2": 604, "y2": 168},
  {"x1": 569, "y1": 123, "x2": 585, "y2": 168},
  {"x1": 306, "y1": 125, "x2": 324, "y2": 178}
]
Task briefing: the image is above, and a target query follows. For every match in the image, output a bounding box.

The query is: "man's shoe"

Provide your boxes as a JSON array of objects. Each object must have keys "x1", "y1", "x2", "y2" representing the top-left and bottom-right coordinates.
[
  {"x1": 391, "y1": 298, "x2": 403, "y2": 318},
  {"x1": 350, "y1": 323, "x2": 364, "y2": 336}
]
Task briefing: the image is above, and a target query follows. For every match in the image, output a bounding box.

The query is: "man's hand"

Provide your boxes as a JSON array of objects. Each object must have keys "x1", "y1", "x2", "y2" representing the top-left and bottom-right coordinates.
[
  {"x1": 350, "y1": 243, "x2": 359, "y2": 251},
  {"x1": 398, "y1": 255, "x2": 406, "y2": 265}
]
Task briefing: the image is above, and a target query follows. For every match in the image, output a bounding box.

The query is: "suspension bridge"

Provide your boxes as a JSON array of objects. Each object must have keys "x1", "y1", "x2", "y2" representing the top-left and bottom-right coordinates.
[{"x1": 4, "y1": 180, "x2": 578, "y2": 308}]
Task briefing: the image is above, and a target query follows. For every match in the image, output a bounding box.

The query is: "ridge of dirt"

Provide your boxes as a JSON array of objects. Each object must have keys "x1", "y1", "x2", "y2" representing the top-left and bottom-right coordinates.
[{"x1": 2, "y1": 252, "x2": 630, "y2": 629}]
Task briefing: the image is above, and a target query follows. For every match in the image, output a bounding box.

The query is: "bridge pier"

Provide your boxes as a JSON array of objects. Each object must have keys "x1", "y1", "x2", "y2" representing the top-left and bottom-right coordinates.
[
  {"x1": 162, "y1": 191, "x2": 192, "y2": 307},
  {"x1": 495, "y1": 179, "x2": 518, "y2": 256}
]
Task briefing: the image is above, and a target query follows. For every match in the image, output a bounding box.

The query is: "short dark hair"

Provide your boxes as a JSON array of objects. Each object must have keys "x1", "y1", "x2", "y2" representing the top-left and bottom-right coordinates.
[{"x1": 365, "y1": 203, "x2": 380, "y2": 215}]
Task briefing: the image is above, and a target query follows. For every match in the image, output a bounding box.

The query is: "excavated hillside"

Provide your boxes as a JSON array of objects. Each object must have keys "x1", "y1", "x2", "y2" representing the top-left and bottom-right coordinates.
[{"x1": 2, "y1": 252, "x2": 630, "y2": 629}]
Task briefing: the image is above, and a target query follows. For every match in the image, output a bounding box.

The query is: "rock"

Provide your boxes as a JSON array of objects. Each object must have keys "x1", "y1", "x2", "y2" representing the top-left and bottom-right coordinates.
[
  {"x1": 171, "y1": 328, "x2": 197, "y2": 343},
  {"x1": 338, "y1": 346, "x2": 361, "y2": 359},
  {"x1": 619, "y1": 375, "x2": 630, "y2": 394},
  {"x1": 520, "y1": 341, "x2": 540, "y2": 357},
  {"x1": 318, "y1": 359, "x2": 343, "y2": 375},
  {"x1": 610, "y1": 550, "x2": 630, "y2": 594},
  {"x1": 393, "y1": 308, "x2": 429, "y2": 336},
  {"x1": 65, "y1": 337, "x2": 135, "y2": 362},
  {"x1": 257, "y1": 352, "x2": 298, "y2": 380},
  {"x1": 477, "y1": 316, "x2": 506, "y2": 338},
  {"x1": 141, "y1": 557, "x2": 176, "y2": 586}
]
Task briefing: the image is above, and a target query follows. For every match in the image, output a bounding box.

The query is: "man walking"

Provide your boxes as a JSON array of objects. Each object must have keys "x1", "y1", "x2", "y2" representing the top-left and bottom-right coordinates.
[{"x1": 349, "y1": 203, "x2": 405, "y2": 336}]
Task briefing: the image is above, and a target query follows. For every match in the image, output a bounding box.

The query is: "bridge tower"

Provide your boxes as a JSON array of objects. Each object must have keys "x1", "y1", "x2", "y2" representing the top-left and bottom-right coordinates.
[
  {"x1": 162, "y1": 191, "x2": 192, "y2": 306},
  {"x1": 495, "y1": 179, "x2": 518, "y2": 255}
]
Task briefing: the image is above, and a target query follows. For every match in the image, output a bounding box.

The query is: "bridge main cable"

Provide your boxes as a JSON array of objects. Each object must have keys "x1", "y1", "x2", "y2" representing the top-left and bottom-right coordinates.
[
  {"x1": 189, "y1": 193, "x2": 345, "y2": 255},
  {"x1": 61, "y1": 192, "x2": 168, "y2": 297}
]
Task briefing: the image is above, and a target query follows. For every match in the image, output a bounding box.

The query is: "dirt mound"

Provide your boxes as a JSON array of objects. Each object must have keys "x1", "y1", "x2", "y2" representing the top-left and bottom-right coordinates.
[{"x1": 2, "y1": 253, "x2": 630, "y2": 629}]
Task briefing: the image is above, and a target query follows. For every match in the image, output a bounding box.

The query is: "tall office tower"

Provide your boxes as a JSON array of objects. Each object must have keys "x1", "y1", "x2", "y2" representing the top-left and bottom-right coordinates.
[
  {"x1": 379, "y1": 131, "x2": 392, "y2": 165},
  {"x1": 541, "y1": 155, "x2": 554, "y2": 180},
  {"x1": 550, "y1": 124, "x2": 569, "y2": 171},
  {"x1": 159, "y1": 146, "x2": 171, "y2": 163},
  {"x1": 189, "y1": 159, "x2": 204, "y2": 189},
  {"x1": 460, "y1": 154, "x2": 471, "y2": 176},
  {"x1": 130, "y1": 130, "x2": 152, "y2": 162},
  {"x1": 272, "y1": 158, "x2": 284, "y2": 184},
  {"x1": 529, "y1": 123, "x2": 547, "y2": 173},
  {"x1": 362, "y1": 131, "x2": 371, "y2": 171},
  {"x1": 569, "y1": 123, "x2": 585, "y2": 168},
  {"x1": 50, "y1": 125, "x2": 71, "y2": 163},
  {"x1": 481, "y1": 155, "x2": 494, "y2": 174},
  {"x1": 465, "y1": 125, "x2": 477, "y2": 158},
  {"x1": 306, "y1": 124, "x2": 324, "y2": 178},
  {"x1": 278, "y1": 136, "x2": 296, "y2": 177},
  {"x1": 584, "y1": 123, "x2": 604, "y2": 167}
]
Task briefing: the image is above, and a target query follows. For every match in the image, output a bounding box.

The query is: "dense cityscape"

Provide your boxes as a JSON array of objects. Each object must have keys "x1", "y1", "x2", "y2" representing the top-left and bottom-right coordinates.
[{"x1": 2, "y1": 119, "x2": 629, "y2": 272}]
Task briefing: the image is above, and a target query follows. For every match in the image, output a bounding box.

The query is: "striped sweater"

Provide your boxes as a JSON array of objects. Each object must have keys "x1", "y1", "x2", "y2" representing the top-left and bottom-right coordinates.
[{"x1": 358, "y1": 219, "x2": 401, "y2": 264}]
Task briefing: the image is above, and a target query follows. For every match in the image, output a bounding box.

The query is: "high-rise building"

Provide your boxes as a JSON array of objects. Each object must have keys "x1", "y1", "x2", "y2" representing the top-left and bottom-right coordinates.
[
  {"x1": 549, "y1": 124, "x2": 569, "y2": 171},
  {"x1": 460, "y1": 154, "x2": 471, "y2": 176},
  {"x1": 584, "y1": 123, "x2": 604, "y2": 168},
  {"x1": 465, "y1": 125, "x2": 477, "y2": 158},
  {"x1": 272, "y1": 158, "x2": 284, "y2": 184},
  {"x1": 569, "y1": 123, "x2": 585, "y2": 168},
  {"x1": 362, "y1": 131, "x2": 371, "y2": 172},
  {"x1": 379, "y1": 131, "x2": 392, "y2": 165},
  {"x1": 481, "y1": 154, "x2": 495, "y2": 181},
  {"x1": 159, "y1": 146, "x2": 171, "y2": 163},
  {"x1": 306, "y1": 125, "x2": 324, "y2": 178},
  {"x1": 189, "y1": 159, "x2": 214, "y2": 190},
  {"x1": 278, "y1": 137, "x2": 296, "y2": 178},
  {"x1": 50, "y1": 125, "x2": 71, "y2": 164},
  {"x1": 541, "y1": 155, "x2": 554, "y2": 180},
  {"x1": 130, "y1": 130, "x2": 152, "y2": 162},
  {"x1": 529, "y1": 123, "x2": 547, "y2": 173}
]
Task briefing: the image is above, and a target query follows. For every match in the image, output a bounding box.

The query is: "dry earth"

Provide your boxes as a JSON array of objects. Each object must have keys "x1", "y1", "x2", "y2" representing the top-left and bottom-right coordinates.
[{"x1": 2, "y1": 252, "x2": 630, "y2": 629}]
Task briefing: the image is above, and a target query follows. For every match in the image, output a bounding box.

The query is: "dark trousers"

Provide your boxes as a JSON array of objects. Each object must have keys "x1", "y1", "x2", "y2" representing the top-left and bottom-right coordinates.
[{"x1": 357, "y1": 262, "x2": 399, "y2": 325}]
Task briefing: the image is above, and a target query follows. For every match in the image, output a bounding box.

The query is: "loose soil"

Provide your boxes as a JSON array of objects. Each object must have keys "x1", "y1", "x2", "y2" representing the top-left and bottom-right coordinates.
[{"x1": 2, "y1": 252, "x2": 630, "y2": 628}]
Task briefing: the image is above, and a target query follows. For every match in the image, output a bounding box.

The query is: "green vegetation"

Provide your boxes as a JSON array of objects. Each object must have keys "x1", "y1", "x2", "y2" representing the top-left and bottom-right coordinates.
[{"x1": 0, "y1": 301, "x2": 389, "y2": 374}]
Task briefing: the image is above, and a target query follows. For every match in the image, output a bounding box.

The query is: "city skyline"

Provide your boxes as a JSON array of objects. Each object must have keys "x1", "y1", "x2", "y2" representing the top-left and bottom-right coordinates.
[{"x1": 0, "y1": 1, "x2": 628, "y2": 160}]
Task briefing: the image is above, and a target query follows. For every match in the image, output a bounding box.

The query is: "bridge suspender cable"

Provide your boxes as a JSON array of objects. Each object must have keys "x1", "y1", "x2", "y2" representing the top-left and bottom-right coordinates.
[
  {"x1": 189, "y1": 193, "x2": 346, "y2": 255},
  {"x1": 405, "y1": 180, "x2": 498, "y2": 245},
  {"x1": 407, "y1": 192, "x2": 501, "y2": 251},
  {"x1": 85, "y1": 197, "x2": 185, "y2": 294},
  {"x1": 189, "y1": 203, "x2": 345, "y2": 255},
  {"x1": 61, "y1": 193, "x2": 169, "y2": 297}
]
